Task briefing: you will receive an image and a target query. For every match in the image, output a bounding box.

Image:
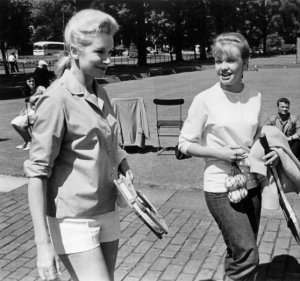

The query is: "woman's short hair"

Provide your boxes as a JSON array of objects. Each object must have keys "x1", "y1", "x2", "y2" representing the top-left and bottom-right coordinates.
[
  {"x1": 277, "y1": 97, "x2": 290, "y2": 106},
  {"x1": 56, "y1": 9, "x2": 119, "y2": 78},
  {"x1": 212, "y1": 32, "x2": 250, "y2": 61}
]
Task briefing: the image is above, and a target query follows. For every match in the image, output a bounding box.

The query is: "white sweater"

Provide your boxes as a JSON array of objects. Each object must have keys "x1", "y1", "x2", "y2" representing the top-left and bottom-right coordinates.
[{"x1": 179, "y1": 82, "x2": 262, "y2": 193}]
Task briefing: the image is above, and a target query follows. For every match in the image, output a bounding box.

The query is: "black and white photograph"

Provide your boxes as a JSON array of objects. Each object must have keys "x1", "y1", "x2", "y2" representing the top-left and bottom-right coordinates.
[{"x1": 0, "y1": 0, "x2": 300, "y2": 280}]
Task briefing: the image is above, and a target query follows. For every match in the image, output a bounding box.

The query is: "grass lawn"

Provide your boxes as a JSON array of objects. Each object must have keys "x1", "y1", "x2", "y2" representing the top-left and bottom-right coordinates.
[{"x1": 1, "y1": 60, "x2": 300, "y2": 191}]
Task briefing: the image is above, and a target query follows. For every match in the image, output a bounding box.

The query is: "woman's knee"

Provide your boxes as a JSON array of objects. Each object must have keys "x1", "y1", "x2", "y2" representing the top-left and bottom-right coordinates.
[{"x1": 60, "y1": 246, "x2": 112, "y2": 281}]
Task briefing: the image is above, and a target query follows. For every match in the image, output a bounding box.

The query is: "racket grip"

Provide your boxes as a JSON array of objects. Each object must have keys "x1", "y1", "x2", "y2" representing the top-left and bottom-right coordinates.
[{"x1": 259, "y1": 134, "x2": 271, "y2": 155}]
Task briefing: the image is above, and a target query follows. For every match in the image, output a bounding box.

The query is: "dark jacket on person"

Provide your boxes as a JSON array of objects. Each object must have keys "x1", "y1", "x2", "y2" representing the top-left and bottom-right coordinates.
[{"x1": 34, "y1": 67, "x2": 52, "y2": 88}]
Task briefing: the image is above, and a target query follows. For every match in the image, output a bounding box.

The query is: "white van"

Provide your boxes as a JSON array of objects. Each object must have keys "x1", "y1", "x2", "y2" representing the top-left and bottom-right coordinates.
[{"x1": 33, "y1": 41, "x2": 65, "y2": 56}]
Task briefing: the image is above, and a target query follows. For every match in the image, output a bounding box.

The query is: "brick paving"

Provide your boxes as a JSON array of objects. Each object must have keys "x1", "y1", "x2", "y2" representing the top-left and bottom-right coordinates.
[{"x1": 0, "y1": 184, "x2": 300, "y2": 281}]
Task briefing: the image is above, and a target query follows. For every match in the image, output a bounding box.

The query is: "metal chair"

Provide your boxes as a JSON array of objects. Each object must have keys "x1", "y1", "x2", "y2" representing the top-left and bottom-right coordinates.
[{"x1": 153, "y1": 98, "x2": 184, "y2": 155}]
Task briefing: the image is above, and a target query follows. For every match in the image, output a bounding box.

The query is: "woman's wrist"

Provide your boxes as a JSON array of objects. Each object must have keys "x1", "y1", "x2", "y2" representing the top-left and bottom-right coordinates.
[{"x1": 35, "y1": 238, "x2": 51, "y2": 246}]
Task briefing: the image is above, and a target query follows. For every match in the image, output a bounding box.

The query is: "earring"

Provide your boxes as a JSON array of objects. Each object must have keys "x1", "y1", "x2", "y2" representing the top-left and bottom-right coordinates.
[{"x1": 70, "y1": 46, "x2": 79, "y2": 60}]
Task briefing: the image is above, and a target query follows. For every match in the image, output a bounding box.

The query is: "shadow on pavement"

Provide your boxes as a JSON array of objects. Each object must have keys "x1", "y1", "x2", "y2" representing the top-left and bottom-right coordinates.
[
  {"x1": 123, "y1": 145, "x2": 178, "y2": 155},
  {"x1": 123, "y1": 145, "x2": 158, "y2": 154},
  {"x1": 0, "y1": 73, "x2": 26, "y2": 100},
  {"x1": 0, "y1": 88, "x2": 24, "y2": 100},
  {"x1": 257, "y1": 254, "x2": 300, "y2": 281}
]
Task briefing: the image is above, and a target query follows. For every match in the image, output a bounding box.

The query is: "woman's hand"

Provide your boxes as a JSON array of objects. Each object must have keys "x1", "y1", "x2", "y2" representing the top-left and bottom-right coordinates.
[
  {"x1": 36, "y1": 242, "x2": 61, "y2": 280},
  {"x1": 125, "y1": 169, "x2": 134, "y2": 183},
  {"x1": 263, "y1": 150, "x2": 279, "y2": 167},
  {"x1": 220, "y1": 145, "x2": 247, "y2": 162}
]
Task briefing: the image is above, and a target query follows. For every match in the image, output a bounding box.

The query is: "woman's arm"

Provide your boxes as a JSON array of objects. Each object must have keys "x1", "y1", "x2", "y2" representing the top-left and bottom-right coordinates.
[
  {"x1": 186, "y1": 143, "x2": 246, "y2": 163},
  {"x1": 28, "y1": 177, "x2": 61, "y2": 280},
  {"x1": 179, "y1": 93, "x2": 246, "y2": 163}
]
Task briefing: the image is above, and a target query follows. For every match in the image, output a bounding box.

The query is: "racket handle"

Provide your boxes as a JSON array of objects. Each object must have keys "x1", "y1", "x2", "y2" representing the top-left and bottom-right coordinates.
[{"x1": 259, "y1": 134, "x2": 271, "y2": 155}]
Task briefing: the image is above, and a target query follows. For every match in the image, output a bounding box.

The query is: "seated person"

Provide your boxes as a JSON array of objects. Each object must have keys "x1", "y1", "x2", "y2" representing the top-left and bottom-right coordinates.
[
  {"x1": 266, "y1": 97, "x2": 300, "y2": 160},
  {"x1": 11, "y1": 74, "x2": 45, "y2": 151},
  {"x1": 34, "y1": 60, "x2": 55, "y2": 88}
]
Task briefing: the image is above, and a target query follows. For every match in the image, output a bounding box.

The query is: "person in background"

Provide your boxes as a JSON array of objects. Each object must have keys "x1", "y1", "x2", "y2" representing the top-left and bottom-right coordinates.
[
  {"x1": 11, "y1": 74, "x2": 45, "y2": 150},
  {"x1": 265, "y1": 97, "x2": 300, "y2": 160},
  {"x1": 24, "y1": 9, "x2": 133, "y2": 281},
  {"x1": 34, "y1": 60, "x2": 53, "y2": 88},
  {"x1": 8, "y1": 52, "x2": 18, "y2": 73},
  {"x1": 178, "y1": 32, "x2": 278, "y2": 281},
  {"x1": 13, "y1": 52, "x2": 19, "y2": 72}
]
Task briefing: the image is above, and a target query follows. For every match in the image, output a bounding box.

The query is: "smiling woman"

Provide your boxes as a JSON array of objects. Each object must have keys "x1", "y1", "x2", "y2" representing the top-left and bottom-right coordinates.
[
  {"x1": 24, "y1": 9, "x2": 134, "y2": 281},
  {"x1": 178, "y1": 32, "x2": 279, "y2": 281}
]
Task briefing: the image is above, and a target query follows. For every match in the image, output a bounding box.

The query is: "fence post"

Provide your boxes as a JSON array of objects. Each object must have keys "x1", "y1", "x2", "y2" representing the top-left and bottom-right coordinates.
[
  {"x1": 297, "y1": 37, "x2": 300, "y2": 64},
  {"x1": 22, "y1": 62, "x2": 25, "y2": 73}
]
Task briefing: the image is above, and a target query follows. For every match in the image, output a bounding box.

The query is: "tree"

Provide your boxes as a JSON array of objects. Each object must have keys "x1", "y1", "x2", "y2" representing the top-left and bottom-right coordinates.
[
  {"x1": 0, "y1": 0, "x2": 10, "y2": 75},
  {"x1": 149, "y1": 0, "x2": 186, "y2": 62},
  {"x1": 31, "y1": 0, "x2": 75, "y2": 43},
  {"x1": 183, "y1": 1, "x2": 212, "y2": 60},
  {"x1": 91, "y1": 0, "x2": 148, "y2": 65},
  {"x1": 270, "y1": 0, "x2": 300, "y2": 44},
  {"x1": 0, "y1": 0, "x2": 33, "y2": 75}
]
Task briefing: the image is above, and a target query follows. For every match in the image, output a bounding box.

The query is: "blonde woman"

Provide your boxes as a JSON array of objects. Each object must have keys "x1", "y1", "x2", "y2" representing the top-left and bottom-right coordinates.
[
  {"x1": 25, "y1": 9, "x2": 133, "y2": 281},
  {"x1": 178, "y1": 33, "x2": 278, "y2": 281}
]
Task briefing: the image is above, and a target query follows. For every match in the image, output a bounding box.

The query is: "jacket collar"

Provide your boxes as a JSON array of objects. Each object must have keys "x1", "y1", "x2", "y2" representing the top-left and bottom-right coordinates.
[
  {"x1": 62, "y1": 70, "x2": 104, "y2": 110},
  {"x1": 276, "y1": 112, "x2": 291, "y2": 123}
]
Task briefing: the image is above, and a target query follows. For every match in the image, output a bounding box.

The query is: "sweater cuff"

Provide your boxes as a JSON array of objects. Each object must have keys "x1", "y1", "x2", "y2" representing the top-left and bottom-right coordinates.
[{"x1": 178, "y1": 141, "x2": 191, "y2": 155}]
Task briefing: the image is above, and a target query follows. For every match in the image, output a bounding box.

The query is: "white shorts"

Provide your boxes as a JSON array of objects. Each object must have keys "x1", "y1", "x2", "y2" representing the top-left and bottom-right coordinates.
[
  {"x1": 11, "y1": 115, "x2": 28, "y2": 127},
  {"x1": 47, "y1": 210, "x2": 120, "y2": 255}
]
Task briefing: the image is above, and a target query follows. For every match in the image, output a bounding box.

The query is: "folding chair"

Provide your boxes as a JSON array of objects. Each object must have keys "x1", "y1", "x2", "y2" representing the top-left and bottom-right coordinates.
[{"x1": 153, "y1": 98, "x2": 184, "y2": 155}]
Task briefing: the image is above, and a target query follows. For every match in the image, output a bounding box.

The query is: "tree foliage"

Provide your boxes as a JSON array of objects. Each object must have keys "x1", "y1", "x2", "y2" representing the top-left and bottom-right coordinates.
[
  {"x1": 0, "y1": 0, "x2": 33, "y2": 75},
  {"x1": 0, "y1": 0, "x2": 32, "y2": 51},
  {"x1": 30, "y1": 0, "x2": 75, "y2": 43},
  {"x1": 0, "y1": 0, "x2": 300, "y2": 71}
]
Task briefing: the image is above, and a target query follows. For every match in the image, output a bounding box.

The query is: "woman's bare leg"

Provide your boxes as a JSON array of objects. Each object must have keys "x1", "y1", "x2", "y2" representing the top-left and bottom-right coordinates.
[{"x1": 59, "y1": 240, "x2": 119, "y2": 281}]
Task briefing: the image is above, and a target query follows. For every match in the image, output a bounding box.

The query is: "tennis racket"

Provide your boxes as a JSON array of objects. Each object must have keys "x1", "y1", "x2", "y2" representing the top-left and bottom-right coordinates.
[{"x1": 114, "y1": 175, "x2": 168, "y2": 239}]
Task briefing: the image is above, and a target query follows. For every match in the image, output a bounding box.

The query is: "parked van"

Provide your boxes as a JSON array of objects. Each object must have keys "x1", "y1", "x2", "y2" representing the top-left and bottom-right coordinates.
[{"x1": 33, "y1": 41, "x2": 65, "y2": 56}]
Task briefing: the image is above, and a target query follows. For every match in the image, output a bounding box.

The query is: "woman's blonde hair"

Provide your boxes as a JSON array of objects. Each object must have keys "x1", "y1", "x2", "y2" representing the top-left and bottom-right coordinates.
[
  {"x1": 56, "y1": 9, "x2": 119, "y2": 78},
  {"x1": 212, "y1": 32, "x2": 250, "y2": 61}
]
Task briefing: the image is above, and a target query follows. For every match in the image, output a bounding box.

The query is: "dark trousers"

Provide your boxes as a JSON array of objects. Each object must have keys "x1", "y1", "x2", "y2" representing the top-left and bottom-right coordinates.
[
  {"x1": 9, "y1": 62, "x2": 16, "y2": 72},
  {"x1": 288, "y1": 139, "x2": 300, "y2": 160},
  {"x1": 205, "y1": 187, "x2": 261, "y2": 281}
]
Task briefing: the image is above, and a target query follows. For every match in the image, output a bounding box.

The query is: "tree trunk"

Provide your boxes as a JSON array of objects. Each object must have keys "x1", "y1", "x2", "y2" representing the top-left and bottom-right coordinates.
[
  {"x1": 261, "y1": 0, "x2": 267, "y2": 55},
  {"x1": 173, "y1": 3, "x2": 183, "y2": 62},
  {"x1": 135, "y1": 2, "x2": 147, "y2": 66},
  {"x1": 199, "y1": 19, "x2": 207, "y2": 61},
  {"x1": 0, "y1": 42, "x2": 10, "y2": 76}
]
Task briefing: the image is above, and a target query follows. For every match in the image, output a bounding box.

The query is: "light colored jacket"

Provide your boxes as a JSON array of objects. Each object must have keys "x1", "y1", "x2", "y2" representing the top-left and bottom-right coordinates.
[
  {"x1": 249, "y1": 126, "x2": 300, "y2": 209},
  {"x1": 266, "y1": 113, "x2": 300, "y2": 138},
  {"x1": 111, "y1": 97, "x2": 150, "y2": 148},
  {"x1": 24, "y1": 70, "x2": 127, "y2": 218}
]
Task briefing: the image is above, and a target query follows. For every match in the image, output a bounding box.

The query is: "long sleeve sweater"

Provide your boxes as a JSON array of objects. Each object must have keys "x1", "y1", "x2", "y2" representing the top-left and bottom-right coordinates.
[{"x1": 179, "y1": 82, "x2": 262, "y2": 193}]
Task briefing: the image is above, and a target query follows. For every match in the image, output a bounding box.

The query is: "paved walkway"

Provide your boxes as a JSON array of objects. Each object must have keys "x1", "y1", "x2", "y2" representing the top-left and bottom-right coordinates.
[{"x1": 0, "y1": 177, "x2": 300, "y2": 281}]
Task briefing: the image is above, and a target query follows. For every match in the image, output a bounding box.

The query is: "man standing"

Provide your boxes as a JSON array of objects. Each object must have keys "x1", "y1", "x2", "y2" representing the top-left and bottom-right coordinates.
[
  {"x1": 8, "y1": 52, "x2": 17, "y2": 73},
  {"x1": 266, "y1": 97, "x2": 300, "y2": 160}
]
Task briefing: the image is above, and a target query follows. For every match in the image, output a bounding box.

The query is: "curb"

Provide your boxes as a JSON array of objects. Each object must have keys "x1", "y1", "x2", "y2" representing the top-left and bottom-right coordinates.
[
  {"x1": 96, "y1": 65, "x2": 202, "y2": 84},
  {"x1": 0, "y1": 65, "x2": 202, "y2": 99},
  {"x1": 1, "y1": 62, "x2": 299, "y2": 99}
]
